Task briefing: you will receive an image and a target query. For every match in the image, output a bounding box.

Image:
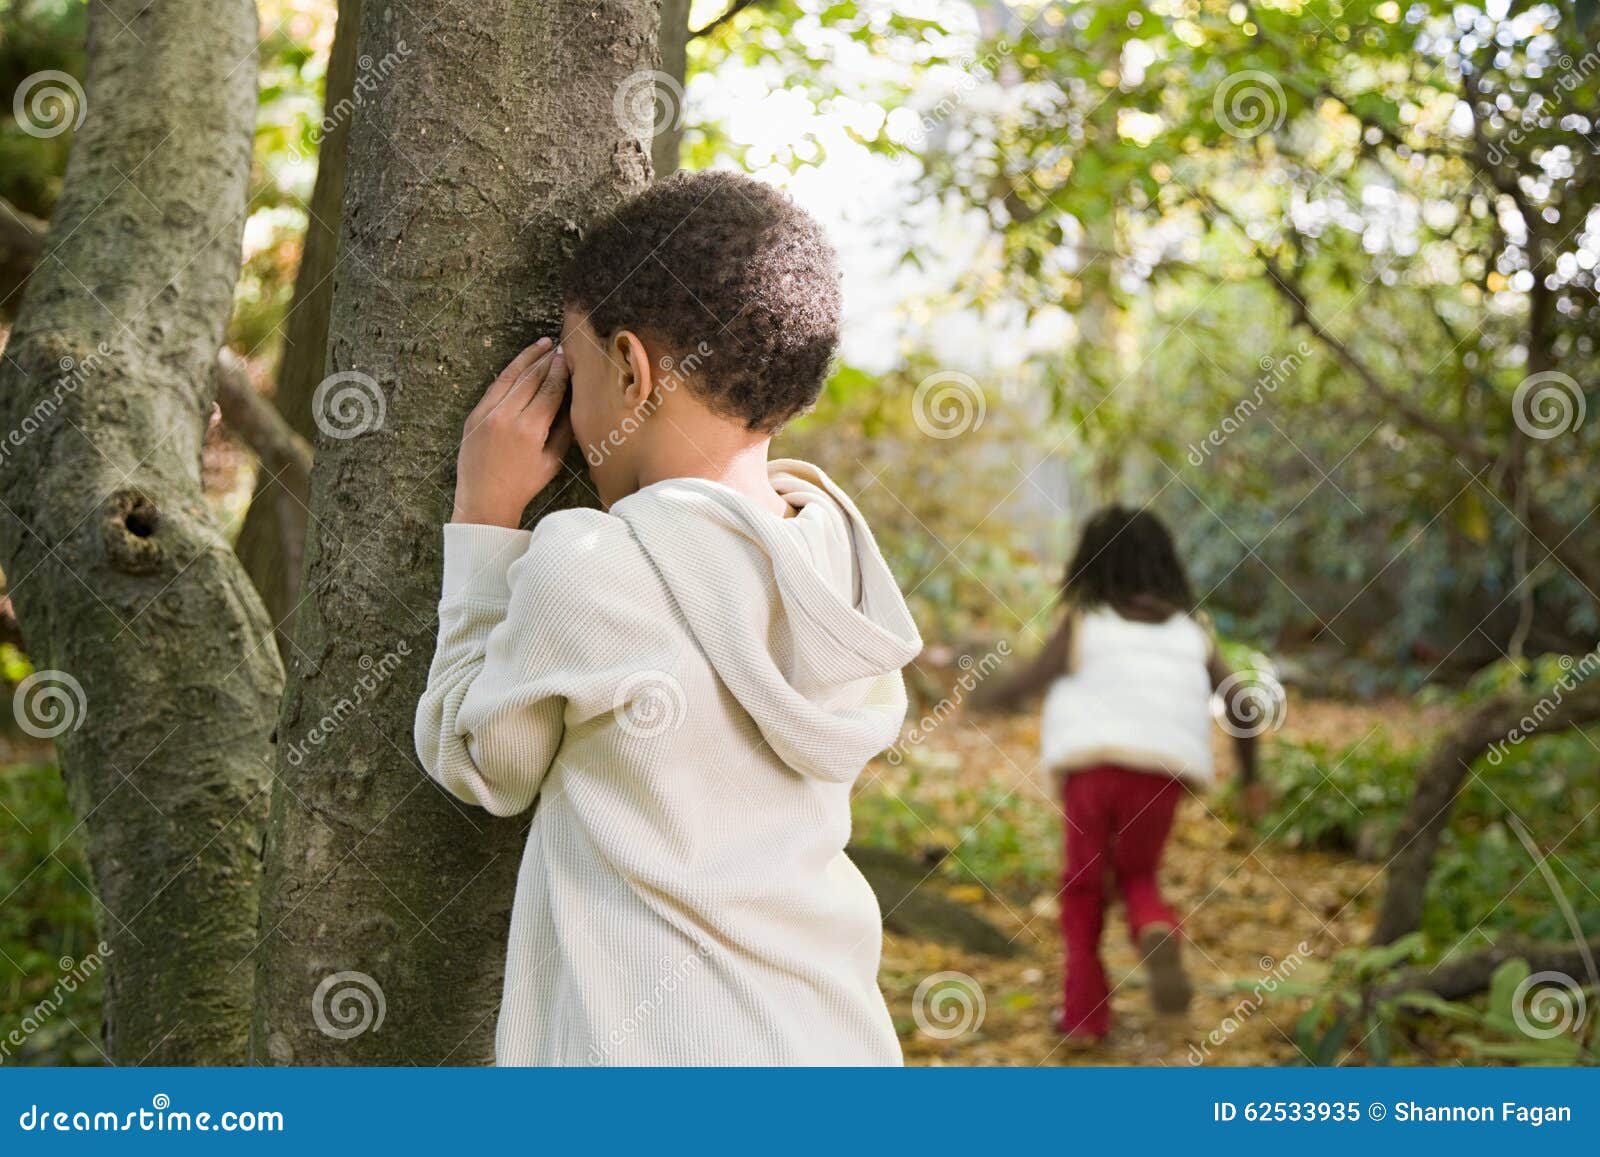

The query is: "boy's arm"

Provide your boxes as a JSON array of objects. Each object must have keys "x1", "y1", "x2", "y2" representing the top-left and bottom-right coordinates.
[
  {"x1": 414, "y1": 339, "x2": 574, "y2": 816},
  {"x1": 414, "y1": 525, "x2": 565, "y2": 817},
  {"x1": 969, "y1": 614, "x2": 1074, "y2": 713}
]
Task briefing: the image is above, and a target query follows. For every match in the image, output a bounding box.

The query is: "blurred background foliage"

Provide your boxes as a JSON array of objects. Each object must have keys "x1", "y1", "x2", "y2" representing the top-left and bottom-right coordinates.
[{"x1": 2, "y1": 0, "x2": 1597, "y2": 1064}]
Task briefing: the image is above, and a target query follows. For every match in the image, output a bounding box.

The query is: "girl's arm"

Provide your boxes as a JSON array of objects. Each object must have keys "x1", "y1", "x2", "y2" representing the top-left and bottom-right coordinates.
[
  {"x1": 1206, "y1": 649, "x2": 1266, "y2": 819},
  {"x1": 969, "y1": 613, "x2": 1075, "y2": 712}
]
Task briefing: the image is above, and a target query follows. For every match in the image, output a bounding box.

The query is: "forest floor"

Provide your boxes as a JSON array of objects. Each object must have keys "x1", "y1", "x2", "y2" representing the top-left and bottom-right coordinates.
[
  {"x1": 864, "y1": 694, "x2": 1448, "y2": 1067},
  {"x1": 5, "y1": 684, "x2": 1443, "y2": 1067}
]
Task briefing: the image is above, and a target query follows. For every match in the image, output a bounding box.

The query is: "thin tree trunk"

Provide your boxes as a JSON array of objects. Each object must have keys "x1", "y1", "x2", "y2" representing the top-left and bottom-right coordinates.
[
  {"x1": 253, "y1": 0, "x2": 656, "y2": 1065},
  {"x1": 653, "y1": 0, "x2": 691, "y2": 178},
  {"x1": 0, "y1": 0, "x2": 278, "y2": 1064},
  {"x1": 1371, "y1": 679, "x2": 1600, "y2": 945},
  {"x1": 234, "y1": 0, "x2": 363, "y2": 652}
]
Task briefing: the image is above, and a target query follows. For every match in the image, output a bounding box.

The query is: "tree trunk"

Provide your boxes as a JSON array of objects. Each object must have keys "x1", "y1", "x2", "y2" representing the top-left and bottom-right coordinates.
[
  {"x1": 234, "y1": 0, "x2": 363, "y2": 653},
  {"x1": 1371, "y1": 679, "x2": 1600, "y2": 945},
  {"x1": 653, "y1": 0, "x2": 692, "y2": 177},
  {"x1": 0, "y1": 0, "x2": 278, "y2": 1064},
  {"x1": 253, "y1": 0, "x2": 656, "y2": 1065}
]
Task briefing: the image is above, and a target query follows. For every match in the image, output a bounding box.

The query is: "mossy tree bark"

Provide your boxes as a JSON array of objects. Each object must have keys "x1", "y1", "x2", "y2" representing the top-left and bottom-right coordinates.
[
  {"x1": 252, "y1": 0, "x2": 656, "y2": 1065},
  {"x1": 0, "y1": 0, "x2": 279, "y2": 1064}
]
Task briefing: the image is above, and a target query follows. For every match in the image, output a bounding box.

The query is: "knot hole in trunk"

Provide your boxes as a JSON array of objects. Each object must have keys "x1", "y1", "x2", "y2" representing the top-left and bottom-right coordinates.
[{"x1": 102, "y1": 489, "x2": 163, "y2": 573}]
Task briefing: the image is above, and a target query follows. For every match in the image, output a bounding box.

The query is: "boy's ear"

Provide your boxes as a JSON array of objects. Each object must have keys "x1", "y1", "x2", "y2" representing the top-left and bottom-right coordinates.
[{"x1": 612, "y1": 329, "x2": 653, "y2": 409}]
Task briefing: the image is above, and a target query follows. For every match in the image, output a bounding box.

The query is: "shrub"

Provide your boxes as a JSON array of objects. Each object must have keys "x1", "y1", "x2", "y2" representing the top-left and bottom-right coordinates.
[{"x1": 0, "y1": 761, "x2": 104, "y2": 1065}]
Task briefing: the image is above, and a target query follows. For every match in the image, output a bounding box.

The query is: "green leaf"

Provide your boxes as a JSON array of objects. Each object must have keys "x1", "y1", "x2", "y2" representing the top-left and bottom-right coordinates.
[
  {"x1": 1393, "y1": 990, "x2": 1481, "y2": 1024},
  {"x1": 1366, "y1": 1016, "x2": 1392, "y2": 1065},
  {"x1": 1488, "y1": 958, "x2": 1530, "y2": 1024},
  {"x1": 1455, "y1": 1035, "x2": 1585, "y2": 1064},
  {"x1": 1312, "y1": 1014, "x2": 1354, "y2": 1067}
]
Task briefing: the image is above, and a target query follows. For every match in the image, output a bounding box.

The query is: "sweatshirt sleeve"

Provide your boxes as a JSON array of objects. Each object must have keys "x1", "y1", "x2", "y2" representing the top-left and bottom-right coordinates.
[
  {"x1": 415, "y1": 508, "x2": 679, "y2": 817},
  {"x1": 413, "y1": 522, "x2": 563, "y2": 818}
]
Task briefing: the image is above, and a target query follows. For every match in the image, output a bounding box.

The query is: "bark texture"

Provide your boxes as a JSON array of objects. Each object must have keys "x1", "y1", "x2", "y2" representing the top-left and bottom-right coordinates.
[
  {"x1": 0, "y1": 0, "x2": 278, "y2": 1064},
  {"x1": 253, "y1": 0, "x2": 656, "y2": 1065},
  {"x1": 234, "y1": 0, "x2": 364, "y2": 653}
]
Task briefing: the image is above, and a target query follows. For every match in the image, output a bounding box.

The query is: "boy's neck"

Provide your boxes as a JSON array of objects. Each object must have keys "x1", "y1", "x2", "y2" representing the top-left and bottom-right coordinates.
[{"x1": 636, "y1": 434, "x2": 791, "y2": 519}]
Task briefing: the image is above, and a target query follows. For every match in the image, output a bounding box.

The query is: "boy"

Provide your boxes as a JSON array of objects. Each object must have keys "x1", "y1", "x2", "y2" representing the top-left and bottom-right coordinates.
[{"x1": 413, "y1": 171, "x2": 922, "y2": 1065}]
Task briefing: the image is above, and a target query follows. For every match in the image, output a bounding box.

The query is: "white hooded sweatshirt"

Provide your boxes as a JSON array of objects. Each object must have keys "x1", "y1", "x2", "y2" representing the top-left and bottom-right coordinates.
[{"x1": 414, "y1": 460, "x2": 922, "y2": 1065}]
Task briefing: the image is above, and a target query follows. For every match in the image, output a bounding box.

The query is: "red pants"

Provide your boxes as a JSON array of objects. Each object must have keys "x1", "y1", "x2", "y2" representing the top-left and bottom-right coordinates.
[{"x1": 1058, "y1": 764, "x2": 1183, "y2": 1038}]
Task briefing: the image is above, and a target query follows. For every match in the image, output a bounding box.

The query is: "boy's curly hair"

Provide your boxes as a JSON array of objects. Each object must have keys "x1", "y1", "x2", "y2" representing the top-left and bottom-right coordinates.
[{"x1": 562, "y1": 170, "x2": 841, "y2": 432}]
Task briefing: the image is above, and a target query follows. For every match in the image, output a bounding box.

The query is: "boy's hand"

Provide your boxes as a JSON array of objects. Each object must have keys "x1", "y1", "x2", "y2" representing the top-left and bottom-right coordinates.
[{"x1": 452, "y1": 339, "x2": 573, "y2": 529}]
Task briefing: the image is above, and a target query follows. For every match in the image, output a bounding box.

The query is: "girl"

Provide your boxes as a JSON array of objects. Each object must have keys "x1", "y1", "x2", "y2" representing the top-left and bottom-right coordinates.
[{"x1": 975, "y1": 506, "x2": 1263, "y2": 1041}]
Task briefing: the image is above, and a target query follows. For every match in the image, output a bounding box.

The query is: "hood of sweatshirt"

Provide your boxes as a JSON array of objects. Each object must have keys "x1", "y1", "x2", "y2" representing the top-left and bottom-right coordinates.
[{"x1": 610, "y1": 459, "x2": 923, "y2": 783}]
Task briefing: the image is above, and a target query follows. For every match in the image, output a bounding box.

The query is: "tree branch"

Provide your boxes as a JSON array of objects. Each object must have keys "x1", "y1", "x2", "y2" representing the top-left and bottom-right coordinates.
[
  {"x1": 1259, "y1": 253, "x2": 1497, "y2": 465},
  {"x1": 1378, "y1": 935, "x2": 1600, "y2": 1002},
  {"x1": 214, "y1": 349, "x2": 313, "y2": 487},
  {"x1": 1459, "y1": 65, "x2": 1541, "y2": 241},
  {"x1": 690, "y1": 0, "x2": 759, "y2": 38},
  {"x1": 1197, "y1": 192, "x2": 1600, "y2": 606},
  {"x1": 1371, "y1": 676, "x2": 1600, "y2": 945},
  {"x1": 214, "y1": 350, "x2": 313, "y2": 624}
]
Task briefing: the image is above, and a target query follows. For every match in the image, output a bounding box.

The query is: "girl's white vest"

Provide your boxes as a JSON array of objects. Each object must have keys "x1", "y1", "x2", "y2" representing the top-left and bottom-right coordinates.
[{"x1": 1039, "y1": 607, "x2": 1215, "y2": 787}]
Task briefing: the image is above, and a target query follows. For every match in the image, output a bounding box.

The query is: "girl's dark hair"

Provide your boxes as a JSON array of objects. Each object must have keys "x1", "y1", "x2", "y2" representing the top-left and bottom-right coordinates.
[{"x1": 1063, "y1": 505, "x2": 1193, "y2": 615}]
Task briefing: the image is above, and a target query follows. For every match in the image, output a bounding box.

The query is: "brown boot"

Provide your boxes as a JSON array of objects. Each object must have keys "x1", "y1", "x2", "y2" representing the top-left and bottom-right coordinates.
[{"x1": 1139, "y1": 924, "x2": 1192, "y2": 1014}]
